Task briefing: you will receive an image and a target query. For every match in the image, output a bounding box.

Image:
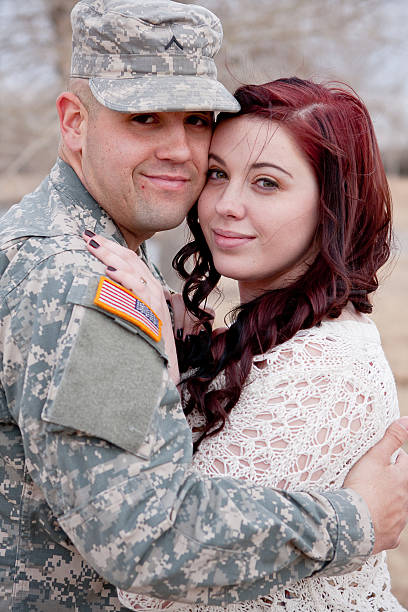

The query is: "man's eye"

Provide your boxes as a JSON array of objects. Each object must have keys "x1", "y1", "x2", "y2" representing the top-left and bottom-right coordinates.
[
  {"x1": 256, "y1": 177, "x2": 279, "y2": 190},
  {"x1": 207, "y1": 168, "x2": 227, "y2": 180},
  {"x1": 131, "y1": 114, "x2": 156, "y2": 124},
  {"x1": 186, "y1": 114, "x2": 212, "y2": 127}
]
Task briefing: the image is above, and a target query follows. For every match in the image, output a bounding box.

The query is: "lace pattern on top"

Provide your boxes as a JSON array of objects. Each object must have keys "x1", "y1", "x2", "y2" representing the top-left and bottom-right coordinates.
[{"x1": 119, "y1": 317, "x2": 405, "y2": 611}]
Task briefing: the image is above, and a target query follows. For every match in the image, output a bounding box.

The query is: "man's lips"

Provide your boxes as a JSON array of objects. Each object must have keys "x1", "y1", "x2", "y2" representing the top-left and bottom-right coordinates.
[
  {"x1": 141, "y1": 174, "x2": 190, "y2": 190},
  {"x1": 212, "y1": 228, "x2": 255, "y2": 249}
]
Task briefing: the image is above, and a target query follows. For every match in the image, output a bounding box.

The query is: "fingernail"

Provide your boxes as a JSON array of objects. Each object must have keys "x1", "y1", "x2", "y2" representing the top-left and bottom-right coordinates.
[
  {"x1": 107, "y1": 266, "x2": 117, "y2": 272},
  {"x1": 84, "y1": 229, "x2": 95, "y2": 237},
  {"x1": 176, "y1": 328, "x2": 183, "y2": 339},
  {"x1": 89, "y1": 239, "x2": 100, "y2": 248}
]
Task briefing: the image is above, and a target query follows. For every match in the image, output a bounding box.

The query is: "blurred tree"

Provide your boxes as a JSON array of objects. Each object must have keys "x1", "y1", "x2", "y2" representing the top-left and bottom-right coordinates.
[
  {"x1": 44, "y1": 0, "x2": 77, "y2": 80},
  {"x1": 0, "y1": 0, "x2": 75, "y2": 178}
]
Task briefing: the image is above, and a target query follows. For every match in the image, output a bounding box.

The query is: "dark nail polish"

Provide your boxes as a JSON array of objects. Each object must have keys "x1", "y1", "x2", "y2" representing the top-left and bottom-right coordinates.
[
  {"x1": 84, "y1": 229, "x2": 95, "y2": 237},
  {"x1": 107, "y1": 266, "x2": 117, "y2": 272},
  {"x1": 176, "y1": 328, "x2": 183, "y2": 339},
  {"x1": 89, "y1": 239, "x2": 100, "y2": 248}
]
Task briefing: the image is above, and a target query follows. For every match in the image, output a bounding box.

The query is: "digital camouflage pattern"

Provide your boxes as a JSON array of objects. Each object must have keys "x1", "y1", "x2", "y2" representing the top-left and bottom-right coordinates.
[
  {"x1": 71, "y1": 0, "x2": 240, "y2": 113},
  {"x1": 0, "y1": 158, "x2": 375, "y2": 611}
]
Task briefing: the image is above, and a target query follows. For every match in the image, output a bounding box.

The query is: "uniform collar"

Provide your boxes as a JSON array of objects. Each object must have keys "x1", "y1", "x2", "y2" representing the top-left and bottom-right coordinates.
[
  {"x1": 0, "y1": 158, "x2": 152, "y2": 263},
  {"x1": 50, "y1": 158, "x2": 127, "y2": 246},
  {"x1": 52, "y1": 159, "x2": 150, "y2": 262}
]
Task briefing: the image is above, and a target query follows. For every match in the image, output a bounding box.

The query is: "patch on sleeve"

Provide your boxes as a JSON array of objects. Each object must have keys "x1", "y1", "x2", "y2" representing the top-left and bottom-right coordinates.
[
  {"x1": 42, "y1": 306, "x2": 169, "y2": 458},
  {"x1": 94, "y1": 276, "x2": 162, "y2": 342}
]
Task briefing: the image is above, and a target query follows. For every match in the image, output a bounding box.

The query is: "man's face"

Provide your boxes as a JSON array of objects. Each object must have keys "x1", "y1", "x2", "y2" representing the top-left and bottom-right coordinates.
[{"x1": 79, "y1": 105, "x2": 213, "y2": 249}]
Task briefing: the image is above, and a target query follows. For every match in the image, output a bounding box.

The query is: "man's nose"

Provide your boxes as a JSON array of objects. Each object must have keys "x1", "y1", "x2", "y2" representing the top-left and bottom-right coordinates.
[{"x1": 156, "y1": 125, "x2": 192, "y2": 163}]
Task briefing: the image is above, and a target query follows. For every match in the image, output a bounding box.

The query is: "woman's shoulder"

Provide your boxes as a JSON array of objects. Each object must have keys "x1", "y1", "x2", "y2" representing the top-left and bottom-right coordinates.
[
  {"x1": 252, "y1": 308, "x2": 383, "y2": 369},
  {"x1": 312, "y1": 311, "x2": 380, "y2": 343}
]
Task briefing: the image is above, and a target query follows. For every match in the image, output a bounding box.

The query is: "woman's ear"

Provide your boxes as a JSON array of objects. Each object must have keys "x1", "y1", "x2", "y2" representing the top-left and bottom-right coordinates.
[{"x1": 56, "y1": 92, "x2": 87, "y2": 153}]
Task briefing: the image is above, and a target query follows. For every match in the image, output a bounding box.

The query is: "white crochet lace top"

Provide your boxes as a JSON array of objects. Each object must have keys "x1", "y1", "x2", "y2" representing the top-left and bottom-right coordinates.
[{"x1": 119, "y1": 315, "x2": 405, "y2": 611}]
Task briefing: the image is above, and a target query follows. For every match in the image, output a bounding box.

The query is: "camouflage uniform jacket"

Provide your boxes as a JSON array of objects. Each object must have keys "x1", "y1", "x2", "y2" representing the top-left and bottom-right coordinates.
[{"x1": 0, "y1": 159, "x2": 374, "y2": 611}]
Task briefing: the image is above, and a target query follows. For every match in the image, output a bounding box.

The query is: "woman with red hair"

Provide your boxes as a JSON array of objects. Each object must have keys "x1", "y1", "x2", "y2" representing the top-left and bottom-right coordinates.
[{"x1": 87, "y1": 78, "x2": 405, "y2": 610}]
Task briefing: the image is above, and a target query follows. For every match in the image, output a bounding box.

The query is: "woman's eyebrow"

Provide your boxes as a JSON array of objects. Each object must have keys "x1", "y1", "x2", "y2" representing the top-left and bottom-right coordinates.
[
  {"x1": 208, "y1": 153, "x2": 226, "y2": 165},
  {"x1": 251, "y1": 162, "x2": 293, "y2": 178},
  {"x1": 208, "y1": 154, "x2": 293, "y2": 179}
]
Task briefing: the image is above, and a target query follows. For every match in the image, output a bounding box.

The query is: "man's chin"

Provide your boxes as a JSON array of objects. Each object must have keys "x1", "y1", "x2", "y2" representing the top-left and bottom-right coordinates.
[{"x1": 152, "y1": 213, "x2": 190, "y2": 233}]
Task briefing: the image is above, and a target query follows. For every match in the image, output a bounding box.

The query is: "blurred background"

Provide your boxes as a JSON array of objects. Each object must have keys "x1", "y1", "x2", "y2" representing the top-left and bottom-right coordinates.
[{"x1": 0, "y1": 0, "x2": 407, "y2": 603}]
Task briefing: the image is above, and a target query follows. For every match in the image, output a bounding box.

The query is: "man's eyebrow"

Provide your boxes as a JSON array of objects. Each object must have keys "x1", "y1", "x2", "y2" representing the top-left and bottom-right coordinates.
[{"x1": 208, "y1": 154, "x2": 293, "y2": 179}]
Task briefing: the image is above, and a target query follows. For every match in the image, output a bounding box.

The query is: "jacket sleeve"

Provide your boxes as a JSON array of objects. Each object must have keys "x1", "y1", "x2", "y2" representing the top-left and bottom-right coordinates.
[{"x1": 3, "y1": 249, "x2": 374, "y2": 606}]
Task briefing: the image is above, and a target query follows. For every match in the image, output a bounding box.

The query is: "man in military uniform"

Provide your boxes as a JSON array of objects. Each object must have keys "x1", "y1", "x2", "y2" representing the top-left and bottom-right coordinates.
[{"x1": 1, "y1": 0, "x2": 408, "y2": 610}]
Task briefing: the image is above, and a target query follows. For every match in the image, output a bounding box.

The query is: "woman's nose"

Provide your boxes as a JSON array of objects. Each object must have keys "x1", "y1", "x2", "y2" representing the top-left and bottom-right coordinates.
[{"x1": 214, "y1": 184, "x2": 246, "y2": 219}]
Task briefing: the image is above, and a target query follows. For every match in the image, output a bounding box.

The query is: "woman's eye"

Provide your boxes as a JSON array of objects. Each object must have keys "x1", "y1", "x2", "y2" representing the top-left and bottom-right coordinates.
[
  {"x1": 207, "y1": 168, "x2": 227, "y2": 181},
  {"x1": 131, "y1": 114, "x2": 156, "y2": 124},
  {"x1": 256, "y1": 177, "x2": 279, "y2": 190}
]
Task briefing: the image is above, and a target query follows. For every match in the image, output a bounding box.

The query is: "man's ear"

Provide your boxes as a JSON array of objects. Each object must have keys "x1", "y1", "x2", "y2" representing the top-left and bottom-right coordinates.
[{"x1": 56, "y1": 92, "x2": 87, "y2": 153}]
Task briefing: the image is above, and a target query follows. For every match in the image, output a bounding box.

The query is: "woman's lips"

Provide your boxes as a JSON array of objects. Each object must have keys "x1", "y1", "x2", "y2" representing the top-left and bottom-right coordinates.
[{"x1": 212, "y1": 229, "x2": 255, "y2": 249}]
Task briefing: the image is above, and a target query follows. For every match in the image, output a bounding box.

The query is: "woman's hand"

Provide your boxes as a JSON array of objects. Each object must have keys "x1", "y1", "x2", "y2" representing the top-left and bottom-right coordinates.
[{"x1": 82, "y1": 232, "x2": 179, "y2": 384}]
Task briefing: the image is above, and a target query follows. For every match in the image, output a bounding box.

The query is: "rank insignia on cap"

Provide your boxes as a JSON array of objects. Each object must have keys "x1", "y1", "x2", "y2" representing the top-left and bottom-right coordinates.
[
  {"x1": 164, "y1": 35, "x2": 184, "y2": 51},
  {"x1": 94, "y1": 276, "x2": 162, "y2": 342}
]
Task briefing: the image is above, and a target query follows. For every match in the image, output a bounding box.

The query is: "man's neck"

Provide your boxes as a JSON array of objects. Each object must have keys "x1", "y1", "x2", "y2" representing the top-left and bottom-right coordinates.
[
  {"x1": 117, "y1": 224, "x2": 153, "y2": 254},
  {"x1": 58, "y1": 147, "x2": 84, "y2": 184}
]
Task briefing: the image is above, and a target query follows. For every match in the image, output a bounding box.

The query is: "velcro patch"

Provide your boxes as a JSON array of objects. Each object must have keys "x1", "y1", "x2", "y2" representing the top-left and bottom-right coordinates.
[{"x1": 94, "y1": 276, "x2": 161, "y2": 342}]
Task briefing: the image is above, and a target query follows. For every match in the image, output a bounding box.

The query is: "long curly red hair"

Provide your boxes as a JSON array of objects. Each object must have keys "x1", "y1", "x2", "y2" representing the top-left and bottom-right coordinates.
[{"x1": 173, "y1": 77, "x2": 393, "y2": 451}]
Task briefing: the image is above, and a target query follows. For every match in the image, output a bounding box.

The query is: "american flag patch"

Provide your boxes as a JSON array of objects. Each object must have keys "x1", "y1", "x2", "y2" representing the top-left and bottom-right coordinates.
[{"x1": 93, "y1": 276, "x2": 162, "y2": 342}]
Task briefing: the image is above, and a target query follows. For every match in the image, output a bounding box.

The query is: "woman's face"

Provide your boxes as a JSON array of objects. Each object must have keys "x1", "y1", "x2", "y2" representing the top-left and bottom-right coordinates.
[{"x1": 198, "y1": 115, "x2": 320, "y2": 301}]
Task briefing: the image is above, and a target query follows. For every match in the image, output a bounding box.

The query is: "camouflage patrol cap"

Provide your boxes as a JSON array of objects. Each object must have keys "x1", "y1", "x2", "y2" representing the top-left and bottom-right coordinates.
[{"x1": 70, "y1": 0, "x2": 240, "y2": 113}]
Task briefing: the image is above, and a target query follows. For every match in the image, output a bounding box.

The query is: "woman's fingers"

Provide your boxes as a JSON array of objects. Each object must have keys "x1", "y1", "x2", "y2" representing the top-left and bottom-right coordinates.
[
  {"x1": 100, "y1": 267, "x2": 152, "y2": 297},
  {"x1": 83, "y1": 232, "x2": 148, "y2": 272},
  {"x1": 82, "y1": 233, "x2": 134, "y2": 268},
  {"x1": 82, "y1": 232, "x2": 166, "y2": 312},
  {"x1": 83, "y1": 232, "x2": 157, "y2": 284},
  {"x1": 83, "y1": 231, "x2": 139, "y2": 261}
]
